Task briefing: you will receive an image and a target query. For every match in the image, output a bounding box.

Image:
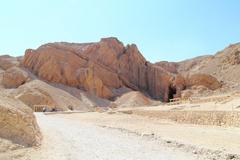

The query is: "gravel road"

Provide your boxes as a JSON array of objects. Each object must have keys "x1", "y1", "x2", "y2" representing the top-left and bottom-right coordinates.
[{"x1": 20, "y1": 113, "x2": 196, "y2": 160}]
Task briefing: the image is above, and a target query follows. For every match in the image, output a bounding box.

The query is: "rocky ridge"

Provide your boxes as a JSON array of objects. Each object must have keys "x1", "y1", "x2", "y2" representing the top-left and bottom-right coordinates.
[
  {"x1": 23, "y1": 38, "x2": 221, "y2": 102},
  {"x1": 157, "y1": 43, "x2": 240, "y2": 86},
  {"x1": 0, "y1": 37, "x2": 238, "y2": 150}
]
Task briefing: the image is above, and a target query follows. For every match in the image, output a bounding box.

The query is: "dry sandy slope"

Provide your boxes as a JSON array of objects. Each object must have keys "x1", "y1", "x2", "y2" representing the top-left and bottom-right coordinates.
[
  {"x1": 4, "y1": 113, "x2": 199, "y2": 160},
  {"x1": 114, "y1": 91, "x2": 156, "y2": 108}
]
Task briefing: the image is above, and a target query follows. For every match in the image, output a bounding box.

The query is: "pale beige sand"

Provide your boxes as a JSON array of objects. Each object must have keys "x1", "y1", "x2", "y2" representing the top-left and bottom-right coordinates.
[
  {"x1": 1, "y1": 111, "x2": 240, "y2": 160},
  {"x1": 57, "y1": 112, "x2": 240, "y2": 156},
  {"x1": 2, "y1": 113, "x2": 197, "y2": 160}
]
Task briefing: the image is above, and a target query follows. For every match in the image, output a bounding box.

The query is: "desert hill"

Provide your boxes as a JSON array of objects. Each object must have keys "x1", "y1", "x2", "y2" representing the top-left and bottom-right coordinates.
[
  {"x1": 0, "y1": 37, "x2": 237, "y2": 150},
  {"x1": 157, "y1": 43, "x2": 240, "y2": 87},
  {"x1": 22, "y1": 37, "x2": 221, "y2": 102},
  {"x1": 156, "y1": 43, "x2": 240, "y2": 97}
]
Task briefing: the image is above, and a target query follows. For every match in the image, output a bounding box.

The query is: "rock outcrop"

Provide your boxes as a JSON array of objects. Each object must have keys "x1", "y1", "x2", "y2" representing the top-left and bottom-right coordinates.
[
  {"x1": 23, "y1": 38, "x2": 175, "y2": 101},
  {"x1": 0, "y1": 93, "x2": 41, "y2": 146},
  {"x1": 0, "y1": 55, "x2": 20, "y2": 70},
  {"x1": 2, "y1": 67, "x2": 29, "y2": 88},
  {"x1": 186, "y1": 74, "x2": 222, "y2": 90},
  {"x1": 155, "y1": 61, "x2": 178, "y2": 74},
  {"x1": 11, "y1": 80, "x2": 95, "y2": 111},
  {"x1": 159, "y1": 43, "x2": 240, "y2": 87},
  {"x1": 22, "y1": 38, "x2": 222, "y2": 102}
]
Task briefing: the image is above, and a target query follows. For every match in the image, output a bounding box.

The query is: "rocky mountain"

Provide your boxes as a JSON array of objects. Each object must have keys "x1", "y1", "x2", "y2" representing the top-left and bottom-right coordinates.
[
  {"x1": 0, "y1": 37, "x2": 237, "y2": 149},
  {"x1": 157, "y1": 43, "x2": 240, "y2": 91},
  {"x1": 23, "y1": 38, "x2": 171, "y2": 101},
  {"x1": 22, "y1": 37, "x2": 221, "y2": 102}
]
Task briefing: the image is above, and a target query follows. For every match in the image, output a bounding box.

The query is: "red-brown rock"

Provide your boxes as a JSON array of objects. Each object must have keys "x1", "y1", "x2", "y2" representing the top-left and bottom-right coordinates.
[
  {"x1": 186, "y1": 74, "x2": 222, "y2": 90},
  {"x1": 155, "y1": 61, "x2": 178, "y2": 74},
  {"x1": 22, "y1": 38, "x2": 222, "y2": 102},
  {"x1": 23, "y1": 38, "x2": 175, "y2": 101}
]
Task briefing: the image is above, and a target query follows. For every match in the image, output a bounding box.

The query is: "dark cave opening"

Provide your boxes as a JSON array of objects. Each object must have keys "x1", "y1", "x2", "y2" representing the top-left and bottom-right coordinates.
[{"x1": 168, "y1": 86, "x2": 177, "y2": 102}]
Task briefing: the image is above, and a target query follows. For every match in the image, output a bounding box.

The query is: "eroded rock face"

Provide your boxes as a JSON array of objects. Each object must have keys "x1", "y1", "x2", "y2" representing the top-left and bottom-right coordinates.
[
  {"x1": 186, "y1": 74, "x2": 222, "y2": 90},
  {"x1": 15, "y1": 90, "x2": 55, "y2": 110},
  {"x1": 22, "y1": 38, "x2": 222, "y2": 102},
  {"x1": 172, "y1": 74, "x2": 186, "y2": 98},
  {"x1": 155, "y1": 61, "x2": 178, "y2": 74},
  {"x1": 227, "y1": 49, "x2": 240, "y2": 65},
  {"x1": 2, "y1": 67, "x2": 29, "y2": 88},
  {"x1": 0, "y1": 94, "x2": 41, "y2": 146},
  {"x1": 168, "y1": 74, "x2": 221, "y2": 99},
  {"x1": 12, "y1": 80, "x2": 94, "y2": 111},
  {"x1": 158, "y1": 43, "x2": 240, "y2": 87},
  {"x1": 23, "y1": 38, "x2": 175, "y2": 101}
]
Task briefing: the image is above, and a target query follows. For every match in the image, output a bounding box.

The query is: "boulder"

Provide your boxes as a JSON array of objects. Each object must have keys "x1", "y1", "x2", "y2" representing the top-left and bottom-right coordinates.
[
  {"x1": 2, "y1": 67, "x2": 29, "y2": 88},
  {"x1": 186, "y1": 74, "x2": 222, "y2": 90},
  {"x1": 0, "y1": 94, "x2": 41, "y2": 146}
]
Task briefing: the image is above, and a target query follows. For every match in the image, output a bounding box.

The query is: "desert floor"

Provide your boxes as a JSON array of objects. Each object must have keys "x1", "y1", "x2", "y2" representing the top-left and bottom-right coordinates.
[{"x1": 2, "y1": 111, "x2": 240, "y2": 160}]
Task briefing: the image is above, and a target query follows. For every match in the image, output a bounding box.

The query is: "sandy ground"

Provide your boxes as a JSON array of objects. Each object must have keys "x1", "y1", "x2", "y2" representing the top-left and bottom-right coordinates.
[
  {"x1": 1, "y1": 113, "x2": 199, "y2": 160},
  {"x1": 1, "y1": 112, "x2": 240, "y2": 160},
  {"x1": 55, "y1": 112, "x2": 240, "y2": 159}
]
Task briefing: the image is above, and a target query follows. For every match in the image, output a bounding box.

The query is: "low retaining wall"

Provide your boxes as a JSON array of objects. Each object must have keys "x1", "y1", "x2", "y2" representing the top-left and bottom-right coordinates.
[
  {"x1": 127, "y1": 110, "x2": 240, "y2": 127},
  {"x1": 44, "y1": 111, "x2": 86, "y2": 115}
]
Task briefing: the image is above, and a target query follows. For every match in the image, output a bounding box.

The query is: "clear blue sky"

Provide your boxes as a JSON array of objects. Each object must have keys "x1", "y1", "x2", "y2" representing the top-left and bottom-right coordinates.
[{"x1": 0, "y1": 0, "x2": 240, "y2": 62}]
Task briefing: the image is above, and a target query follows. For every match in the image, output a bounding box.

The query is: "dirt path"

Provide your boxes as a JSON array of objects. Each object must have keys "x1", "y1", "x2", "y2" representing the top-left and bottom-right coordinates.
[
  {"x1": 54, "y1": 112, "x2": 240, "y2": 159},
  {"x1": 17, "y1": 113, "x2": 197, "y2": 160}
]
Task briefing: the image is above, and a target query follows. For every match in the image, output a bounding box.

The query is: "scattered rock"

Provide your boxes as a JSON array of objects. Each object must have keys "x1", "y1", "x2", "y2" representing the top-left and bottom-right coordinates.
[
  {"x1": 228, "y1": 50, "x2": 240, "y2": 65},
  {"x1": 166, "y1": 140, "x2": 172, "y2": 144},
  {"x1": 192, "y1": 150, "x2": 198, "y2": 154},
  {"x1": 227, "y1": 154, "x2": 237, "y2": 160}
]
